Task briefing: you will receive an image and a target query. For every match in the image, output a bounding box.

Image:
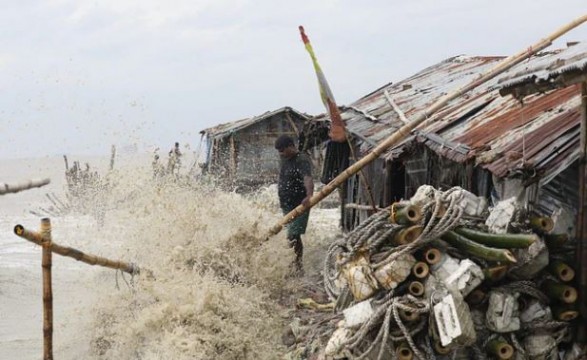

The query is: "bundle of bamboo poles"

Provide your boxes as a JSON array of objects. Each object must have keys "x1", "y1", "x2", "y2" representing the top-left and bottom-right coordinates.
[{"x1": 285, "y1": 185, "x2": 582, "y2": 360}]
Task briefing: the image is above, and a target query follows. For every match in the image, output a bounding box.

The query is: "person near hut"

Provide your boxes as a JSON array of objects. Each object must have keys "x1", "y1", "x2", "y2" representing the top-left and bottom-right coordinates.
[
  {"x1": 275, "y1": 135, "x2": 314, "y2": 275},
  {"x1": 167, "y1": 142, "x2": 182, "y2": 176}
]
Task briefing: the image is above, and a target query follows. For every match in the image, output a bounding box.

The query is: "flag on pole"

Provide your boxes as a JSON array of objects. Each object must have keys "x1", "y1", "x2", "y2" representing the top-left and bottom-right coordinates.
[{"x1": 299, "y1": 26, "x2": 346, "y2": 143}]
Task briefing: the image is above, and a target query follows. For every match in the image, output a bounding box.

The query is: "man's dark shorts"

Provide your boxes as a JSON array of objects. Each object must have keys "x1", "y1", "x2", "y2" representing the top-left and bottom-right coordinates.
[{"x1": 282, "y1": 208, "x2": 310, "y2": 238}]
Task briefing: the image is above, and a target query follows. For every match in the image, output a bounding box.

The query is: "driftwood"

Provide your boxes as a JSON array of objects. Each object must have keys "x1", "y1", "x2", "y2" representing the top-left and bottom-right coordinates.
[
  {"x1": 268, "y1": 13, "x2": 587, "y2": 238},
  {"x1": 14, "y1": 224, "x2": 139, "y2": 275},
  {"x1": 40, "y1": 219, "x2": 53, "y2": 360},
  {"x1": 0, "y1": 178, "x2": 50, "y2": 195}
]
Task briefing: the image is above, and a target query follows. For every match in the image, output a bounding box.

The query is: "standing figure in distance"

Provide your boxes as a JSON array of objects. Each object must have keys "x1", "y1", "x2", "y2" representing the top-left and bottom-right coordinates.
[{"x1": 275, "y1": 135, "x2": 314, "y2": 276}]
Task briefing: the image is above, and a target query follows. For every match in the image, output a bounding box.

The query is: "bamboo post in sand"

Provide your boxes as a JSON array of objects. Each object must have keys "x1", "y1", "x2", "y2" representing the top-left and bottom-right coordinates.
[
  {"x1": 0, "y1": 178, "x2": 50, "y2": 195},
  {"x1": 109, "y1": 145, "x2": 116, "y2": 171},
  {"x1": 14, "y1": 224, "x2": 139, "y2": 275},
  {"x1": 267, "y1": 14, "x2": 587, "y2": 238},
  {"x1": 40, "y1": 218, "x2": 53, "y2": 360}
]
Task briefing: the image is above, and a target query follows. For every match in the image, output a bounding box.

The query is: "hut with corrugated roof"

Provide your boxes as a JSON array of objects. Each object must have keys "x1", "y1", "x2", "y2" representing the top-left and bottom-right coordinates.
[
  {"x1": 317, "y1": 43, "x2": 587, "y2": 232},
  {"x1": 200, "y1": 106, "x2": 325, "y2": 188}
]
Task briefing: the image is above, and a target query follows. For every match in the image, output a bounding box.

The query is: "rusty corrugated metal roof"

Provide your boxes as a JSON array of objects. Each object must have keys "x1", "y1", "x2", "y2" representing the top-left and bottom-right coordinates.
[
  {"x1": 327, "y1": 48, "x2": 586, "y2": 181},
  {"x1": 200, "y1": 106, "x2": 311, "y2": 138},
  {"x1": 498, "y1": 42, "x2": 587, "y2": 95}
]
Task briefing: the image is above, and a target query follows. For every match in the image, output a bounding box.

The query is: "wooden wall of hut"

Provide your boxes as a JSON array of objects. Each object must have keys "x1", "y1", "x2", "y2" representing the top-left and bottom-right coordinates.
[{"x1": 207, "y1": 111, "x2": 313, "y2": 190}]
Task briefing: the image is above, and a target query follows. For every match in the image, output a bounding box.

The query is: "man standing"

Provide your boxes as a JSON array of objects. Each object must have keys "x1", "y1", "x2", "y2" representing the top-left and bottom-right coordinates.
[{"x1": 275, "y1": 135, "x2": 314, "y2": 275}]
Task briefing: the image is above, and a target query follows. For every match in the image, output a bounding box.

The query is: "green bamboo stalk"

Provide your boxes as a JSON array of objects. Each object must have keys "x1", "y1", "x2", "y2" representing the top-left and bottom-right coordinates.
[
  {"x1": 544, "y1": 233, "x2": 569, "y2": 248},
  {"x1": 442, "y1": 231, "x2": 517, "y2": 263},
  {"x1": 552, "y1": 305, "x2": 580, "y2": 321},
  {"x1": 529, "y1": 216, "x2": 554, "y2": 233},
  {"x1": 542, "y1": 279, "x2": 578, "y2": 304},
  {"x1": 483, "y1": 265, "x2": 509, "y2": 282},
  {"x1": 548, "y1": 260, "x2": 575, "y2": 282},
  {"x1": 454, "y1": 227, "x2": 537, "y2": 248},
  {"x1": 485, "y1": 337, "x2": 514, "y2": 360}
]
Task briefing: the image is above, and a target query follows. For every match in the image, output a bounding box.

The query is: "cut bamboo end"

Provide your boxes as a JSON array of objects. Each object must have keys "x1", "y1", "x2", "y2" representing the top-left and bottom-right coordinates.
[
  {"x1": 399, "y1": 309, "x2": 420, "y2": 322},
  {"x1": 390, "y1": 203, "x2": 423, "y2": 225},
  {"x1": 393, "y1": 225, "x2": 423, "y2": 245},
  {"x1": 548, "y1": 261, "x2": 575, "y2": 282},
  {"x1": 396, "y1": 344, "x2": 414, "y2": 360},
  {"x1": 557, "y1": 310, "x2": 579, "y2": 321},
  {"x1": 530, "y1": 216, "x2": 554, "y2": 233},
  {"x1": 412, "y1": 262, "x2": 430, "y2": 279},
  {"x1": 14, "y1": 224, "x2": 25, "y2": 236},
  {"x1": 434, "y1": 340, "x2": 451, "y2": 355},
  {"x1": 562, "y1": 288, "x2": 578, "y2": 304},
  {"x1": 424, "y1": 248, "x2": 442, "y2": 265},
  {"x1": 503, "y1": 250, "x2": 517, "y2": 264},
  {"x1": 408, "y1": 281, "x2": 425, "y2": 297},
  {"x1": 558, "y1": 267, "x2": 575, "y2": 282},
  {"x1": 554, "y1": 307, "x2": 580, "y2": 321},
  {"x1": 484, "y1": 265, "x2": 509, "y2": 282},
  {"x1": 543, "y1": 279, "x2": 578, "y2": 304},
  {"x1": 486, "y1": 338, "x2": 514, "y2": 360}
]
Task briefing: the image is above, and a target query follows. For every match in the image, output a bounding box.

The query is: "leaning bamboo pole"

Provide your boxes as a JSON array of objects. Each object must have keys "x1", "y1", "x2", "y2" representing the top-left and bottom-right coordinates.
[
  {"x1": 14, "y1": 225, "x2": 139, "y2": 275},
  {"x1": 40, "y1": 218, "x2": 53, "y2": 360},
  {"x1": 267, "y1": 14, "x2": 587, "y2": 237},
  {"x1": 0, "y1": 178, "x2": 50, "y2": 195}
]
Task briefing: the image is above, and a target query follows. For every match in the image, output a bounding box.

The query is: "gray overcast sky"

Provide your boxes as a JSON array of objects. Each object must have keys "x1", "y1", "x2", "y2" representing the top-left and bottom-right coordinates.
[{"x1": 1, "y1": 0, "x2": 586, "y2": 159}]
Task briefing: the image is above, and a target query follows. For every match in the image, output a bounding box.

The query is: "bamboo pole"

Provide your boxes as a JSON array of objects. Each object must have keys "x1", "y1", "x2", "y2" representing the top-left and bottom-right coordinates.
[
  {"x1": 267, "y1": 13, "x2": 587, "y2": 238},
  {"x1": 412, "y1": 261, "x2": 429, "y2": 279},
  {"x1": 483, "y1": 265, "x2": 509, "y2": 282},
  {"x1": 542, "y1": 279, "x2": 578, "y2": 304},
  {"x1": 109, "y1": 145, "x2": 116, "y2": 171},
  {"x1": 344, "y1": 203, "x2": 385, "y2": 211},
  {"x1": 553, "y1": 305, "x2": 580, "y2": 321},
  {"x1": 408, "y1": 280, "x2": 425, "y2": 297},
  {"x1": 393, "y1": 225, "x2": 423, "y2": 245},
  {"x1": 396, "y1": 342, "x2": 414, "y2": 360},
  {"x1": 485, "y1": 337, "x2": 514, "y2": 360},
  {"x1": 454, "y1": 227, "x2": 537, "y2": 248},
  {"x1": 548, "y1": 260, "x2": 575, "y2": 282},
  {"x1": 0, "y1": 178, "x2": 50, "y2": 195},
  {"x1": 529, "y1": 216, "x2": 554, "y2": 233},
  {"x1": 544, "y1": 233, "x2": 569, "y2": 248},
  {"x1": 40, "y1": 218, "x2": 53, "y2": 360},
  {"x1": 14, "y1": 225, "x2": 139, "y2": 275},
  {"x1": 442, "y1": 231, "x2": 517, "y2": 263},
  {"x1": 424, "y1": 248, "x2": 442, "y2": 266},
  {"x1": 390, "y1": 203, "x2": 423, "y2": 225}
]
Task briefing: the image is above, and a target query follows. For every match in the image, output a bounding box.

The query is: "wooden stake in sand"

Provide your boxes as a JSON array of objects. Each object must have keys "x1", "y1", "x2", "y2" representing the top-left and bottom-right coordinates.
[
  {"x1": 267, "y1": 14, "x2": 587, "y2": 238},
  {"x1": 14, "y1": 224, "x2": 139, "y2": 275},
  {"x1": 0, "y1": 178, "x2": 50, "y2": 195},
  {"x1": 40, "y1": 218, "x2": 53, "y2": 360}
]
